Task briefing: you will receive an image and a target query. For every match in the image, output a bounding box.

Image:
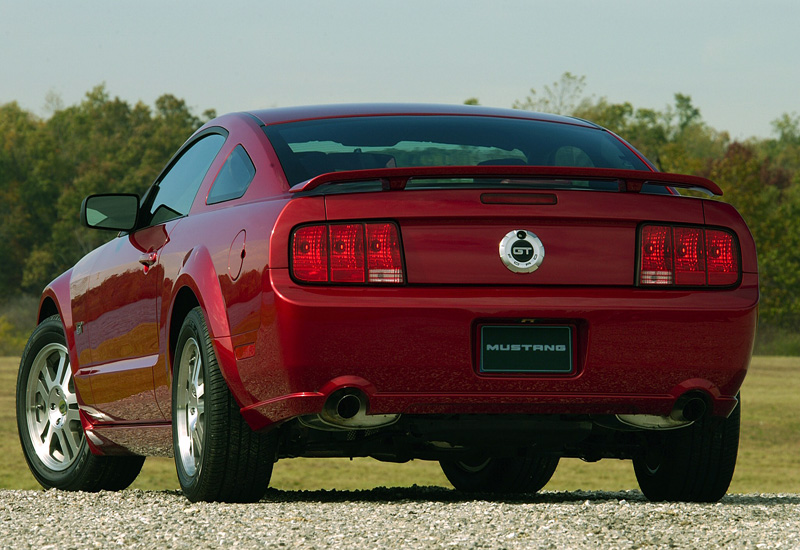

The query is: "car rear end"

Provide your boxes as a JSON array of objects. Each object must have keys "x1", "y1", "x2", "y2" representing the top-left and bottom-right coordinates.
[
  {"x1": 236, "y1": 107, "x2": 757, "y2": 501},
  {"x1": 245, "y1": 181, "x2": 756, "y2": 423}
]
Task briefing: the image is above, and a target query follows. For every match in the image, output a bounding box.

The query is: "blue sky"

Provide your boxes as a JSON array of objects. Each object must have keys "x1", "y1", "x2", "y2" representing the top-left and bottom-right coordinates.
[{"x1": 1, "y1": 0, "x2": 797, "y2": 139}]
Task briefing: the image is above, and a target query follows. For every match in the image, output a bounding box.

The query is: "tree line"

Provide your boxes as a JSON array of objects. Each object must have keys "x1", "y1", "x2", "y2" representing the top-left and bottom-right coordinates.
[
  {"x1": 1, "y1": 78, "x2": 798, "y2": 353},
  {"x1": 495, "y1": 73, "x2": 800, "y2": 350}
]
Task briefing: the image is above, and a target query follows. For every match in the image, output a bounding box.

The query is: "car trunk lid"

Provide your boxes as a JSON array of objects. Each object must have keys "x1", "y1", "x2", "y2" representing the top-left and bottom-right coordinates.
[{"x1": 322, "y1": 187, "x2": 706, "y2": 286}]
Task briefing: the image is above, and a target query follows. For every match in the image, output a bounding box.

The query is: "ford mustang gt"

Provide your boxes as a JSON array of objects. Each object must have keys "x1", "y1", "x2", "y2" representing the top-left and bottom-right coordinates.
[{"x1": 16, "y1": 104, "x2": 758, "y2": 502}]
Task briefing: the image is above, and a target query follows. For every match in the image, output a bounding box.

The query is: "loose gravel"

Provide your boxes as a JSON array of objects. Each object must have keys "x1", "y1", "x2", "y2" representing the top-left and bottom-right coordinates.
[{"x1": 0, "y1": 487, "x2": 798, "y2": 549}]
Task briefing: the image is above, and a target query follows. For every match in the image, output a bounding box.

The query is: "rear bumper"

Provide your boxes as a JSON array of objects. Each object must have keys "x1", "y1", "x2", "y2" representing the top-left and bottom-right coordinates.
[{"x1": 234, "y1": 270, "x2": 758, "y2": 431}]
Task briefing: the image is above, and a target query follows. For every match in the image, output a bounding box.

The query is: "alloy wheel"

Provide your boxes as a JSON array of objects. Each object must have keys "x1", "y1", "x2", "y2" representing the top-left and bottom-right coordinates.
[
  {"x1": 24, "y1": 343, "x2": 82, "y2": 471},
  {"x1": 175, "y1": 337, "x2": 205, "y2": 477}
]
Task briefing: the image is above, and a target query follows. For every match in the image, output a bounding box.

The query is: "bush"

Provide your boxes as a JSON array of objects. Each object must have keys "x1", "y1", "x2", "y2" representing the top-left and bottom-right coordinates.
[
  {"x1": 754, "y1": 326, "x2": 800, "y2": 356},
  {"x1": 0, "y1": 294, "x2": 39, "y2": 356}
]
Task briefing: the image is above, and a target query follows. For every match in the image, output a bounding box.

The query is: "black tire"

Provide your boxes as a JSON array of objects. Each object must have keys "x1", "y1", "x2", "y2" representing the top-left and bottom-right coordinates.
[
  {"x1": 440, "y1": 454, "x2": 560, "y2": 494},
  {"x1": 633, "y1": 396, "x2": 741, "y2": 502},
  {"x1": 172, "y1": 307, "x2": 276, "y2": 503},
  {"x1": 16, "y1": 315, "x2": 144, "y2": 492}
]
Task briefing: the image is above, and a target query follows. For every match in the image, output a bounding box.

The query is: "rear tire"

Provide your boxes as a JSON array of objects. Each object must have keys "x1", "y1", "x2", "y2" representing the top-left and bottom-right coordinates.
[
  {"x1": 633, "y1": 396, "x2": 740, "y2": 502},
  {"x1": 16, "y1": 315, "x2": 144, "y2": 492},
  {"x1": 172, "y1": 307, "x2": 276, "y2": 502},
  {"x1": 440, "y1": 455, "x2": 559, "y2": 494}
]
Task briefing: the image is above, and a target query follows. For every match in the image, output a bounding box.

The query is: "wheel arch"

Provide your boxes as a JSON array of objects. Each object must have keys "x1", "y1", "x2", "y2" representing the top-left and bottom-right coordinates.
[
  {"x1": 170, "y1": 245, "x2": 231, "y2": 342},
  {"x1": 36, "y1": 270, "x2": 78, "y2": 372},
  {"x1": 168, "y1": 287, "x2": 201, "y2": 371},
  {"x1": 167, "y1": 247, "x2": 250, "y2": 407},
  {"x1": 38, "y1": 296, "x2": 59, "y2": 323}
]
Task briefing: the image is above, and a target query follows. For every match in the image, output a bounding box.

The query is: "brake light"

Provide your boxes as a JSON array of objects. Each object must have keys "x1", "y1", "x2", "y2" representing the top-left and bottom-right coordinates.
[
  {"x1": 330, "y1": 224, "x2": 365, "y2": 282},
  {"x1": 674, "y1": 227, "x2": 705, "y2": 285},
  {"x1": 366, "y1": 223, "x2": 403, "y2": 283},
  {"x1": 639, "y1": 225, "x2": 673, "y2": 285},
  {"x1": 291, "y1": 222, "x2": 404, "y2": 284},
  {"x1": 292, "y1": 225, "x2": 328, "y2": 282},
  {"x1": 638, "y1": 224, "x2": 739, "y2": 287},
  {"x1": 706, "y1": 229, "x2": 739, "y2": 286}
]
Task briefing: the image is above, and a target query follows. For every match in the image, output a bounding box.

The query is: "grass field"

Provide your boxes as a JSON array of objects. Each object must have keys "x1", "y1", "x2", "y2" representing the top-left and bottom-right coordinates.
[{"x1": 2, "y1": 356, "x2": 798, "y2": 494}]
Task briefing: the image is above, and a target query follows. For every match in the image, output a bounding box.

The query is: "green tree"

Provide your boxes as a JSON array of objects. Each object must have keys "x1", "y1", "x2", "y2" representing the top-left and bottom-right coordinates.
[
  {"x1": 512, "y1": 72, "x2": 588, "y2": 115},
  {"x1": 14, "y1": 85, "x2": 209, "y2": 293},
  {"x1": 709, "y1": 143, "x2": 800, "y2": 329},
  {"x1": 0, "y1": 103, "x2": 52, "y2": 296},
  {"x1": 510, "y1": 73, "x2": 800, "y2": 332}
]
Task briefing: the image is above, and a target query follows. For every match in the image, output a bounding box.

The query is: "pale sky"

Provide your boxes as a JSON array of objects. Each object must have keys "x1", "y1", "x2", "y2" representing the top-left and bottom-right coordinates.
[{"x1": 1, "y1": 0, "x2": 797, "y2": 139}]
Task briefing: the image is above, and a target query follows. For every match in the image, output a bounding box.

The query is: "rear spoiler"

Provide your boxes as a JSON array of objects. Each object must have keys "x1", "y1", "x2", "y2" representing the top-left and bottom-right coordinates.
[{"x1": 289, "y1": 166, "x2": 722, "y2": 196}]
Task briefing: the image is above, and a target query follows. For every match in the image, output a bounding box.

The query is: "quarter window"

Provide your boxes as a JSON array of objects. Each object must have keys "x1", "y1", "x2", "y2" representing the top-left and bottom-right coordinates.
[
  {"x1": 148, "y1": 133, "x2": 226, "y2": 226},
  {"x1": 207, "y1": 145, "x2": 256, "y2": 205}
]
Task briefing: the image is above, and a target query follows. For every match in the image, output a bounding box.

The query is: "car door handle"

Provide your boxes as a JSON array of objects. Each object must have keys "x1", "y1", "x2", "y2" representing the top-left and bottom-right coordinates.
[{"x1": 139, "y1": 252, "x2": 158, "y2": 267}]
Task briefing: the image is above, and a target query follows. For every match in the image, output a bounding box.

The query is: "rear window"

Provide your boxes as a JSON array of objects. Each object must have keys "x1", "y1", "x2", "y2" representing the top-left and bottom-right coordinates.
[{"x1": 263, "y1": 115, "x2": 649, "y2": 187}]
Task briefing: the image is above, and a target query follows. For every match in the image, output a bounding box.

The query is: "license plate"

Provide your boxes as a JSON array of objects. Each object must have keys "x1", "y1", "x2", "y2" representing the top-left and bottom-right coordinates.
[{"x1": 480, "y1": 325, "x2": 573, "y2": 374}]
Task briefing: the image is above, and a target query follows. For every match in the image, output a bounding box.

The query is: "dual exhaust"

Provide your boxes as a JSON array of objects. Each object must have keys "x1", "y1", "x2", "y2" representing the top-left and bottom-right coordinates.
[{"x1": 304, "y1": 388, "x2": 710, "y2": 432}]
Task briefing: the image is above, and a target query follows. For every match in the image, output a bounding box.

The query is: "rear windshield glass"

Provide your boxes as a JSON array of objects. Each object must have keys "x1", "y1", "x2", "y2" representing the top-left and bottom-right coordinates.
[{"x1": 263, "y1": 115, "x2": 649, "y2": 187}]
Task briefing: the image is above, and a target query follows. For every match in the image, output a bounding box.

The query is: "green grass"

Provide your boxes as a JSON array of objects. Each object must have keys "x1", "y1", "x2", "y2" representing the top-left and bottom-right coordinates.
[{"x1": 3, "y1": 356, "x2": 798, "y2": 493}]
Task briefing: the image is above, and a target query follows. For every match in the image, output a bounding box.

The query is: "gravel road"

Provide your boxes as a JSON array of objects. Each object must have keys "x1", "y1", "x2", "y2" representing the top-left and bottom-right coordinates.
[{"x1": 1, "y1": 487, "x2": 798, "y2": 549}]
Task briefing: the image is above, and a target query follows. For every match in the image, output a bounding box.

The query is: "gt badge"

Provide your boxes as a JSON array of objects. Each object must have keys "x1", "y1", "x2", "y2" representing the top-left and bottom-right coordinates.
[{"x1": 499, "y1": 230, "x2": 545, "y2": 273}]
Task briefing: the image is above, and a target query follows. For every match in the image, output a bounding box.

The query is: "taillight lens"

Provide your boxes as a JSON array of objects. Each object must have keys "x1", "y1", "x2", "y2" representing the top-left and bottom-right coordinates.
[
  {"x1": 292, "y1": 225, "x2": 328, "y2": 282},
  {"x1": 674, "y1": 227, "x2": 706, "y2": 285},
  {"x1": 639, "y1": 225, "x2": 673, "y2": 285},
  {"x1": 706, "y1": 229, "x2": 739, "y2": 286},
  {"x1": 330, "y1": 224, "x2": 365, "y2": 282},
  {"x1": 291, "y1": 222, "x2": 404, "y2": 284},
  {"x1": 366, "y1": 223, "x2": 404, "y2": 283},
  {"x1": 638, "y1": 224, "x2": 739, "y2": 287}
]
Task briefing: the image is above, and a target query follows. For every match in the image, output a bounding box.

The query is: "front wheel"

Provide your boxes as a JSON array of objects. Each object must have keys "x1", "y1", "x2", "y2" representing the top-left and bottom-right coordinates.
[
  {"x1": 633, "y1": 396, "x2": 741, "y2": 502},
  {"x1": 16, "y1": 315, "x2": 144, "y2": 491},
  {"x1": 172, "y1": 307, "x2": 276, "y2": 502},
  {"x1": 440, "y1": 454, "x2": 559, "y2": 494}
]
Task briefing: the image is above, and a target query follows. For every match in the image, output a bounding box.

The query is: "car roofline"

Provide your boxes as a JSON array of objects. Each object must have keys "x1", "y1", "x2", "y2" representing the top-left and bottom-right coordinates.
[{"x1": 244, "y1": 103, "x2": 599, "y2": 128}]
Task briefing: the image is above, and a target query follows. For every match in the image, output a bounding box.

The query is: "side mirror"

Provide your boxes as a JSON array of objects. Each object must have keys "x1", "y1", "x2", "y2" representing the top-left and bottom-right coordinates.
[{"x1": 80, "y1": 194, "x2": 140, "y2": 231}]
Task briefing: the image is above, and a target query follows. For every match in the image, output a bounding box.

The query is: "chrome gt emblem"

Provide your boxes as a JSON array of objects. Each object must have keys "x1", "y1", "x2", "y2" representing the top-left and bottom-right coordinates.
[{"x1": 499, "y1": 230, "x2": 545, "y2": 273}]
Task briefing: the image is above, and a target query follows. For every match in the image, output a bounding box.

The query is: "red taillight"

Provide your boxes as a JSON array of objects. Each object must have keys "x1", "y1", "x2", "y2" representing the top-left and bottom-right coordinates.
[
  {"x1": 291, "y1": 222, "x2": 404, "y2": 284},
  {"x1": 330, "y1": 224, "x2": 365, "y2": 282},
  {"x1": 706, "y1": 229, "x2": 739, "y2": 286},
  {"x1": 638, "y1": 224, "x2": 739, "y2": 287},
  {"x1": 366, "y1": 223, "x2": 404, "y2": 283},
  {"x1": 674, "y1": 227, "x2": 706, "y2": 285},
  {"x1": 639, "y1": 225, "x2": 673, "y2": 285},
  {"x1": 292, "y1": 225, "x2": 328, "y2": 282}
]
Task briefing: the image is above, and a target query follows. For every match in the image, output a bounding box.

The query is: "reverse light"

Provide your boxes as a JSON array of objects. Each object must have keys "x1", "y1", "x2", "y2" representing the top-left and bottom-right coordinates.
[
  {"x1": 638, "y1": 224, "x2": 739, "y2": 287},
  {"x1": 366, "y1": 223, "x2": 404, "y2": 283},
  {"x1": 291, "y1": 222, "x2": 404, "y2": 284}
]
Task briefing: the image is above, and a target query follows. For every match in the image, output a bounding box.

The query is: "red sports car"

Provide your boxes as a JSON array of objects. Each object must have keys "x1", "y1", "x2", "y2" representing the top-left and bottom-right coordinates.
[{"x1": 17, "y1": 104, "x2": 758, "y2": 502}]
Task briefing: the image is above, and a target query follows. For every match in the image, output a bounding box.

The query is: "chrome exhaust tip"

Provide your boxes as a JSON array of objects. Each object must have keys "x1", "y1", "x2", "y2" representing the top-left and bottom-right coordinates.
[
  {"x1": 670, "y1": 394, "x2": 707, "y2": 423},
  {"x1": 617, "y1": 393, "x2": 708, "y2": 430},
  {"x1": 312, "y1": 388, "x2": 399, "y2": 430}
]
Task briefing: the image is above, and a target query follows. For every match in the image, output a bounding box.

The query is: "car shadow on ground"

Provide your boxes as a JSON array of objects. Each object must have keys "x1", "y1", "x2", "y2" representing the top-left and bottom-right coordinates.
[{"x1": 232, "y1": 487, "x2": 800, "y2": 506}]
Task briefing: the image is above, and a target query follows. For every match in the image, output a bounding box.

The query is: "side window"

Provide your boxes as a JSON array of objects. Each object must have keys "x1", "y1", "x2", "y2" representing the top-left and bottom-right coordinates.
[
  {"x1": 207, "y1": 145, "x2": 256, "y2": 205},
  {"x1": 148, "y1": 133, "x2": 226, "y2": 226}
]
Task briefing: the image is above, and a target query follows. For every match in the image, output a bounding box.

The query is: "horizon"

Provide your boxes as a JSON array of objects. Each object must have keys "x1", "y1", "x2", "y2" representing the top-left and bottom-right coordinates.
[{"x1": 1, "y1": 1, "x2": 798, "y2": 140}]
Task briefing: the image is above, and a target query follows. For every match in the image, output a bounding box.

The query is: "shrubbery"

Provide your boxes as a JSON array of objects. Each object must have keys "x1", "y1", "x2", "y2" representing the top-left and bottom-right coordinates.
[{"x1": 1, "y1": 79, "x2": 798, "y2": 355}]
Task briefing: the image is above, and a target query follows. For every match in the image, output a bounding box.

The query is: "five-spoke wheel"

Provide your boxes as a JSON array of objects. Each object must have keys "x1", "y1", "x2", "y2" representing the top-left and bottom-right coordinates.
[
  {"x1": 174, "y1": 336, "x2": 205, "y2": 479},
  {"x1": 23, "y1": 342, "x2": 83, "y2": 471},
  {"x1": 172, "y1": 307, "x2": 276, "y2": 502},
  {"x1": 17, "y1": 315, "x2": 144, "y2": 491}
]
